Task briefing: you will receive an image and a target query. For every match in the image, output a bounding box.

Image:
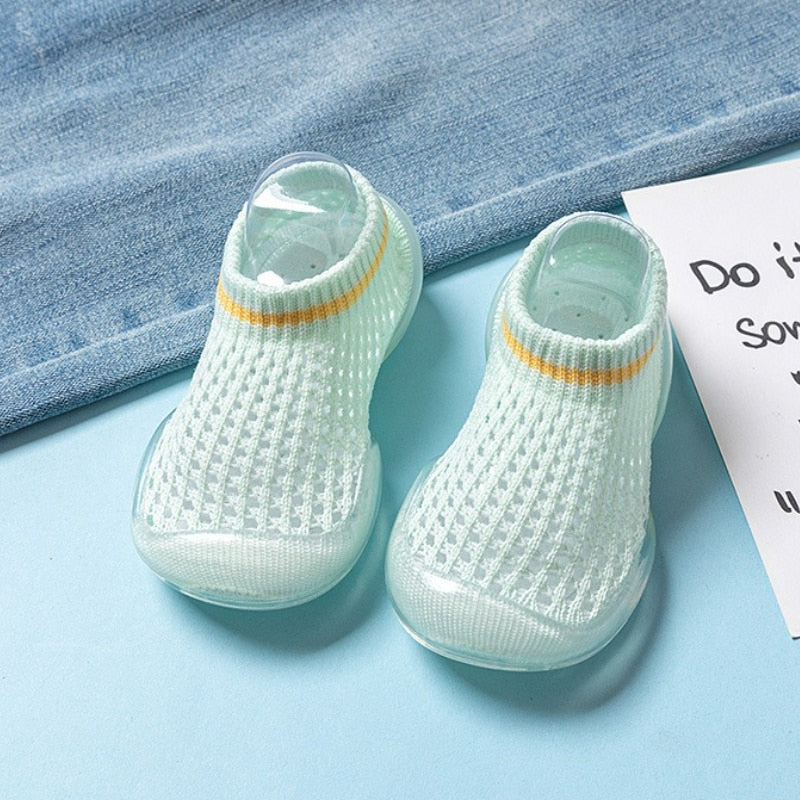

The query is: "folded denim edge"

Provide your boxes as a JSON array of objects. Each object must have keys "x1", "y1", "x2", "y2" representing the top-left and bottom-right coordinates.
[
  {"x1": 0, "y1": 305, "x2": 211, "y2": 437},
  {"x1": 417, "y1": 92, "x2": 800, "y2": 272}
]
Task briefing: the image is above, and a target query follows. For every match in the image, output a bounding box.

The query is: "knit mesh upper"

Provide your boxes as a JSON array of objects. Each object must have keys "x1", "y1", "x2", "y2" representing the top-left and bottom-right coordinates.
[{"x1": 387, "y1": 213, "x2": 668, "y2": 666}]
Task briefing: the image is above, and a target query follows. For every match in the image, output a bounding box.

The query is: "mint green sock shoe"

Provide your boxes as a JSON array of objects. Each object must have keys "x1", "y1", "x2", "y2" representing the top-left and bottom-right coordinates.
[
  {"x1": 386, "y1": 212, "x2": 671, "y2": 670},
  {"x1": 133, "y1": 157, "x2": 422, "y2": 609}
]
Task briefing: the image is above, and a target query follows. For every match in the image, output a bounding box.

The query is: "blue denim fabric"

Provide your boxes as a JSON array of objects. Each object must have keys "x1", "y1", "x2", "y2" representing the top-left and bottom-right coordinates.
[{"x1": 2, "y1": 0, "x2": 800, "y2": 435}]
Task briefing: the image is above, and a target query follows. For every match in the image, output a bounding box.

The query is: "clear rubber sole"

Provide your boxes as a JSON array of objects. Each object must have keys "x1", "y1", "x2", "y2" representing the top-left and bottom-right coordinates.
[{"x1": 132, "y1": 194, "x2": 423, "y2": 609}]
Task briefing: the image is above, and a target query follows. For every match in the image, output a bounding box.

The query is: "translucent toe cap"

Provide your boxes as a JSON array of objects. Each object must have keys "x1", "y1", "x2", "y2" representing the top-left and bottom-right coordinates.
[
  {"x1": 133, "y1": 420, "x2": 382, "y2": 609},
  {"x1": 132, "y1": 518, "x2": 376, "y2": 609},
  {"x1": 386, "y1": 516, "x2": 655, "y2": 671}
]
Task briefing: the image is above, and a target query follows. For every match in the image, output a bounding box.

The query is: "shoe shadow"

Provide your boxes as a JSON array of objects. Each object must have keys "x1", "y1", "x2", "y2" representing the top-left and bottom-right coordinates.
[
  {"x1": 169, "y1": 500, "x2": 394, "y2": 653},
  {"x1": 420, "y1": 552, "x2": 667, "y2": 714},
  {"x1": 371, "y1": 291, "x2": 450, "y2": 487},
  {"x1": 651, "y1": 339, "x2": 721, "y2": 541}
]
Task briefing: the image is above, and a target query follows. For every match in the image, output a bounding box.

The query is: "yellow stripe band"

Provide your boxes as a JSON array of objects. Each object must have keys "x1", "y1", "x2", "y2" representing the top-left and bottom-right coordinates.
[
  {"x1": 502, "y1": 314, "x2": 656, "y2": 386},
  {"x1": 218, "y1": 211, "x2": 389, "y2": 327}
]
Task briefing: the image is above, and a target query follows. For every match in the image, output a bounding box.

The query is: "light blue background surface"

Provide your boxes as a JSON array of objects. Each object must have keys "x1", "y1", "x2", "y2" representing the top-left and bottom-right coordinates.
[{"x1": 3, "y1": 148, "x2": 799, "y2": 798}]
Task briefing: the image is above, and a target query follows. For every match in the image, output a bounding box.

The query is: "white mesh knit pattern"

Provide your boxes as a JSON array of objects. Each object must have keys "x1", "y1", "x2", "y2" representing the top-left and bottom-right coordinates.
[
  {"x1": 399, "y1": 337, "x2": 662, "y2": 623},
  {"x1": 134, "y1": 166, "x2": 416, "y2": 607},
  {"x1": 386, "y1": 212, "x2": 669, "y2": 670}
]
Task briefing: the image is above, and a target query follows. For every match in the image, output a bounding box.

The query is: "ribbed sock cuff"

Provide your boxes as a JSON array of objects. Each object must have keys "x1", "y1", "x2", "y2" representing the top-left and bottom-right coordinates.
[
  {"x1": 499, "y1": 214, "x2": 667, "y2": 386},
  {"x1": 216, "y1": 167, "x2": 389, "y2": 330}
]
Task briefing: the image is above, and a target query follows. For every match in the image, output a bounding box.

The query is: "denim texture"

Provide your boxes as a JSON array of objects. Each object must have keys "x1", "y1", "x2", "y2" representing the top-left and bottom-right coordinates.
[{"x1": 2, "y1": 0, "x2": 800, "y2": 435}]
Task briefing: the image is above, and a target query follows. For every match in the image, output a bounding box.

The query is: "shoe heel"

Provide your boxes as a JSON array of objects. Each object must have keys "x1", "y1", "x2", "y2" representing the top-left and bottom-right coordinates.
[{"x1": 381, "y1": 196, "x2": 424, "y2": 359}]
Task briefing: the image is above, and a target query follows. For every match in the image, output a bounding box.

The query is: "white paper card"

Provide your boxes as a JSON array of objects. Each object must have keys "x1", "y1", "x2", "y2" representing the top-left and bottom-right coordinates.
[{"x1": 623, "y1": 160, "x2": 800, "y2": 638}]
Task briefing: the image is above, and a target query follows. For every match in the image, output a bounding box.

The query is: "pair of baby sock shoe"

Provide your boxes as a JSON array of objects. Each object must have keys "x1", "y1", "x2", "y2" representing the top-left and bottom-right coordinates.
[{"x1": 132, "y1": 154, "x2": 670, "y2": 671}]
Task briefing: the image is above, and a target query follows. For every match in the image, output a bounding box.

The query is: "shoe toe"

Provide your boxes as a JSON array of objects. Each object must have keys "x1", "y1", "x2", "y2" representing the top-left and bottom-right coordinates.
[
  {"x1": 386, "y1": 514, "x2": 655, "y2": 671},
  {"x1": 133, "y1": 518, "x2": 373, "y2": 609},
  {"x1": 133, "y1": 435, "x2": 382, "y2": 609},
  {"x1": 387, "y1": 533, "x2": 571, "y2": 670}
]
